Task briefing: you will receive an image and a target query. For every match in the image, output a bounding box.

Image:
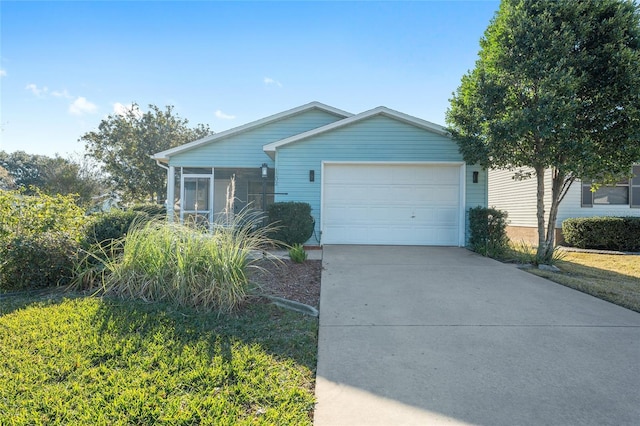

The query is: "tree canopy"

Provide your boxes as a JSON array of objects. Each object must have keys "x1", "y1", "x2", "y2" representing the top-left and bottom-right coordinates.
[
  {"x1": 80, "y1": 104, "x2": 211, "y2": 202},
  {"x1": 0, "y1": 151, "x2": 103, "y2": 205},
  {"x1": 446, "y1": 0, "x2": 640, "y2": 261}
]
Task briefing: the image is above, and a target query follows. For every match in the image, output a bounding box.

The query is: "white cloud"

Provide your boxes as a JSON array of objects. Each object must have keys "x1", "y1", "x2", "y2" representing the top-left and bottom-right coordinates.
[
  {"x1": 69, "y1": 97, "x2": 97, "y2": 115},
  {"x1": 215, "y1": 109, "x2": 236, "y2": 120},
  {"x1": 25, "y1": 83, "x2": 48, "y2": 96},
  {"x1": 51, "y1": 89, "x2": 72, "y2": 99},
  {"x1": 113, "y1": 102, "x2": 143, "y2": 118},
  {"x1": 0, "y1": 69, "x2": 6, "y2": 77},
  {"x1": 263, "y1": 77, "x2": 283, "y2": 88}
]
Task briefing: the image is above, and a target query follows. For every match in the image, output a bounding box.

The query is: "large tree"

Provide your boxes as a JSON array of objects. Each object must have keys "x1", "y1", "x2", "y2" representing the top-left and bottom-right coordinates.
[
  {"x1": 81, "y1": 104, "x2": 211, "y2": 202},
  {"x1": 0, "y1": 150, "x2": 48, "y2": 190},
  {"x1": 0, "y1": 151, "x2": 104, "y2": 205},
  {"x1": 446, "y1": 0, "x2": 640, "y2": 262}
]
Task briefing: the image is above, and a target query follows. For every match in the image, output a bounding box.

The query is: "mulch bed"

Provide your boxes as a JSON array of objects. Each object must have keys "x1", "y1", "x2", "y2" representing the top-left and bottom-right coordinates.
[{"x1": 249, "y1": 259, "x2": 322, "y2": 309}]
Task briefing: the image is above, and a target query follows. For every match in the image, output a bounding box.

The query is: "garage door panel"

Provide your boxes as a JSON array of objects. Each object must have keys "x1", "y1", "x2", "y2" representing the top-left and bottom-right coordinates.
[{"x1": 323, "y1": 164, "x2": 462, "y2": 246}]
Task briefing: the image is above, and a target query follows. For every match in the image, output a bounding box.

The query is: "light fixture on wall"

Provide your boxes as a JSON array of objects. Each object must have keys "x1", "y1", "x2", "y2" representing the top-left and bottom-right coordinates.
[
  {"x1": 473, "y1": 171, "x2": 479, "y2": 183},
  {"x1": 261, "y1": 163, "x2": 268, "y2": 179},
  {"x1": 309, "y1": 170, "x2": 315, "y2": 182}
]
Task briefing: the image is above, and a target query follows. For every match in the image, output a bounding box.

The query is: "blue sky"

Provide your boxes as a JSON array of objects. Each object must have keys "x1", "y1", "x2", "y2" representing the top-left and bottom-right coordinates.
[{"x1": 0, "y1": 1, "x2": 500, "y2": 158}]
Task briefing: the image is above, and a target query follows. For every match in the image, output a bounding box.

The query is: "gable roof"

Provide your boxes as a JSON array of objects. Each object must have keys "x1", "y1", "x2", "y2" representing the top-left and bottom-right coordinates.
[
  {"x1": 152, "y1": 101, "x2": 352, "y2": 162},
  {"x1": 262, "y1": 106, "x2": 449, "y2": 158}
]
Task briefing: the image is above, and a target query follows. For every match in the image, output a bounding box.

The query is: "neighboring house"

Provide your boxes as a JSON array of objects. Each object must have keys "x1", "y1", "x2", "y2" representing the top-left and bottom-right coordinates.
[
  {"x1": 152, "y1": 102, "x2": 487, "y2": 246},
  {"x1": 489, "y1": 165, "x2": 640, "y2": 244}
]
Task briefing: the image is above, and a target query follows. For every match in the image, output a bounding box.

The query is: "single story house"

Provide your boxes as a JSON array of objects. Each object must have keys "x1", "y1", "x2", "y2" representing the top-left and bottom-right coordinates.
[
  {"x1": 489, "y1": 165, "x2": 640, "y2": 244},
  {"x1": 152, "y1": 102, "x2": 487, "y2": 246}
]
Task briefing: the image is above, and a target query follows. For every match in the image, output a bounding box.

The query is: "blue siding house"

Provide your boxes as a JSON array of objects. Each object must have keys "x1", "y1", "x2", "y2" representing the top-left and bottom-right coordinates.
[{"x1": 152, "y1": 102, "x2": 487, "y2": 246}]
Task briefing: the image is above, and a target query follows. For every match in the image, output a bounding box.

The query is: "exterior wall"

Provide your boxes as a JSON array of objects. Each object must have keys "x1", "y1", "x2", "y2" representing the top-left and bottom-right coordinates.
[
  {"x1": 167, "y1": 109, "x2": 343, "y2": 168},
  {"x1": 488, "y1": 167, "x2": 553, "y2": 228},
  {"x1": 274, "y1": 115, "x2": 488, "y2": 245},
  {"x1": 489, "y1": 168, "x2": 640, "y2": 245}
]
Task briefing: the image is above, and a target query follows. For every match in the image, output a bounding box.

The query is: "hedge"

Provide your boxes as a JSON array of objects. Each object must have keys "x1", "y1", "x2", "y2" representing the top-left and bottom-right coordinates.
[{"x1": 562, "y1": 217, "x2": 640, "y2": 252}]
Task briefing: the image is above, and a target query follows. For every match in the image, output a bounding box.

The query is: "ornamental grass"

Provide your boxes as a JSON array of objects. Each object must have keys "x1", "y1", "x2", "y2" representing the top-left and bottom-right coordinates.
[{"x1": 80, "y1": 208, "x2": 276, "y2": 313}]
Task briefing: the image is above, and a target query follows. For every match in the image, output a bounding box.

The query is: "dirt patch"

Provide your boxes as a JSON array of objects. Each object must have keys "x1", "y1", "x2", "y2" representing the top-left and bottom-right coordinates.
[{"x1": 249, "y1": 259, "x2": 322, "y2": 309}]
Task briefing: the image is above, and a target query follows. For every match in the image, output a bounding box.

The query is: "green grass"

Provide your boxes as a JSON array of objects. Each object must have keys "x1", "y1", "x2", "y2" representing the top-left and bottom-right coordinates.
[
  {"x1": 0, "y1": 292, "x2": 318, "y2": 425},
  {"x1": 508, "y1": 246, "x2": 640, "y2": 313}
]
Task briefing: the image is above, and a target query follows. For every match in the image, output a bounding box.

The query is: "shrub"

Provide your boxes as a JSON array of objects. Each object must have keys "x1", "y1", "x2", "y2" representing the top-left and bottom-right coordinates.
[
  {"x1": 82, "y1": 209, "x2": 149, "y2": 251},
  {"x1": 562, "y1": 217, "x2": 640, "y2": 252},
  {"x1": 288, "y1": 243, "x2": 308, "y2": 263},
  {"x1": 0, "y1": 190, "x2": 86, "y2": 290},
  {"x1": 468, "y1": 206, "x2": 510, "y2": 258},
  {"x1": 0, "y1": 231, "x2": 79, "y2": 290},
  {"x1": 0, "y1": 188, "x2": 86, "y2": 242},
  {"x1": 267, "y1": 202, "x2": 314, "y2": 246},
  {"x1": 128, "y1": 203, "x2": 166, "y2": 218}
]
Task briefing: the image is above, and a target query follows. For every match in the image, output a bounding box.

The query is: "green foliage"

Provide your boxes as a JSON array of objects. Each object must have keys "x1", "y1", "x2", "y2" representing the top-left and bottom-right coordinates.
[
  {"x1": 0, "y1": 231, "x2": 79, "y2": 290},
  {"x1": 288, "y1": 244, "x2": 308, "y2": 263},
  {"x1": 0, "y1": 150, "x2": 48, "y2": 191},
  {"x1": 0, "y1": 150, "x2": 103, "y2": 204},
  {"x1": 82, "y1": 209, "x2": 149, "y2": 250},
  {"x1": 83, "y1": 209, "x2": 276, "y2": 312},
  {"x1": 0, "y1": 188, "x2": 86, "y2": 242},
  {"x1": 267, "y1": 202, "x2": 314, "y2": 246},
  {"x1": 468, "y1": 206, "x2": 510, "y2": 258},
  {"x1": 447, "y1": 0, "x2": 640, "y2": 260},
  {"x1": 0, "y1": 190, "x2": 87, "y2": 290},
  {"x1": 0, "y1": 297, "x2": 317, "y2": 424},
  {"x1": 0, "y1": 165, "x2": 14, "y2": 190},
  {"x1": 80, "y1": 103, "x2": 211, "y2": 202},
  {"x1": 128, "y1": 202, "x2": 167, "y2": 218},
  {"x1": 562, "y1": 217, "x2": 640, "y2": 252}
]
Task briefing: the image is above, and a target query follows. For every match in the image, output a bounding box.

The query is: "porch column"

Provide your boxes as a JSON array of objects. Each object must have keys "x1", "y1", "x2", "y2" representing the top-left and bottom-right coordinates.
[{"x1": 167, "y1": 165, "x2": 175, "y2": 223}]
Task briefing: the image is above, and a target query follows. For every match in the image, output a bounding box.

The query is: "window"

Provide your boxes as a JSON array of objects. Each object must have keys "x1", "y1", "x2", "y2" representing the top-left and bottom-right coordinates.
[{"x1": 582, "y1": 165, "x2": 640, "y2": 208}]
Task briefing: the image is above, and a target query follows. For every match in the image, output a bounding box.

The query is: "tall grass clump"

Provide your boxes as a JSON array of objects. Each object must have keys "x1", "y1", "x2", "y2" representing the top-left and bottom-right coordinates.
[
  {"x1": 102, "y1": 208, "x2": 274, "y2": 312},
  {"x1": 508, "y1": 240, "x2": 567, "y2": 266}
]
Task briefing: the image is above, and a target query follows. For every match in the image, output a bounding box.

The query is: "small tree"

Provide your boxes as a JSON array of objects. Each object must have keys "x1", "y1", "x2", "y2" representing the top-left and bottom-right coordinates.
[
  {"x1": 446, "y1": 0, "x2": 640, "y2": 263},
  {"x1": 80, "y1": 104, "x2": 211, "y2": 203}
]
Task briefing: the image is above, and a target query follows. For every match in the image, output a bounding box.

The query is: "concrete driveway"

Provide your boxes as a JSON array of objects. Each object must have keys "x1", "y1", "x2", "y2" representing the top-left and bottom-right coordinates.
[{"x1": 314, "y1": 246, "x2": 640, "y2": 426}]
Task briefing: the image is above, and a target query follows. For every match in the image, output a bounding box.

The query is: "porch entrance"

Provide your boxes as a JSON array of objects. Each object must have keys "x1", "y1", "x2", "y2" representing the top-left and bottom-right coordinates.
[{"x1": 173, "y1": 167, "x2": 274, "y2": 227}]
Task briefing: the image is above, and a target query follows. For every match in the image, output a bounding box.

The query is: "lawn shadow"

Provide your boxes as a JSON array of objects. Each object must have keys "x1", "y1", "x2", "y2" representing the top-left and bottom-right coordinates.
[
  {"x1": 532, "y1": 259, "x2": 640, "y2": 313},
  {"x1": 1, "y1": 288, "x2": 318, "y2": 371},
  {"x1": 0, "y1": 288, "x2": 83, "y2": 317},
  {"x1": 89, "y1": 295, "x2": 319, "y2": 371}
]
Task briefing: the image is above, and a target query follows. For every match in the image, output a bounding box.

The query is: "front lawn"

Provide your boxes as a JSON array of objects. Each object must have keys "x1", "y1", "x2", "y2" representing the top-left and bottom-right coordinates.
[
  {"x1": 525, "y1": 251, "x2": 640, "y2": 313},
  {"x1": 0, "y1": 293, "x2": 318, "y2": 425}
]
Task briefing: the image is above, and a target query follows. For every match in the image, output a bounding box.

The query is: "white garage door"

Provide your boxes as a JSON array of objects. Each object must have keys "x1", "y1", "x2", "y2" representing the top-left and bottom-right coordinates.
[{"x1": 322, "y1": 163, "x2": 462, "y2": 246}]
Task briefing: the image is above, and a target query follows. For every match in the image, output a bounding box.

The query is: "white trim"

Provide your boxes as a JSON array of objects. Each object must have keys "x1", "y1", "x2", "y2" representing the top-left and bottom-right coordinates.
[
  {"x1": 263, "y1": 106, "x2": 449, "y2": 156},
  {"x1": 320, "y1": 161, "x2": 465, "y2": 246},
  {"x1": 459, "y1": 164, "x2": 467, "y2": 247},
  {"x1": 179, "y1": 169, "x2": 215, "y2": 230},
  {"x1": 152, "y1": 102, "x2": 353, "y2": 161}
]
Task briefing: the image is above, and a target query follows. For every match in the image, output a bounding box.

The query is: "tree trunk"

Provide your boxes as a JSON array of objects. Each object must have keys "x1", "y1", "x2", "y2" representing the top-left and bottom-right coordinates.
[
  {"x1": 541, "y1": 168, "x2": 575, "y2": 263},
  {"x1": 541, "y1": 168, "x2": 564, "y2": 262},
  {"x1": 535, "y1": 166, "x2": 547, "y2": 262}
]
